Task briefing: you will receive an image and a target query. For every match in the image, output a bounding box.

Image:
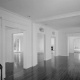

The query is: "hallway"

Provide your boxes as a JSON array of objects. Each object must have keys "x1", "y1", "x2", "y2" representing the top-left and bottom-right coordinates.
[{"x1": 0, "y1": 1, "x2": 80, "y2": 80}]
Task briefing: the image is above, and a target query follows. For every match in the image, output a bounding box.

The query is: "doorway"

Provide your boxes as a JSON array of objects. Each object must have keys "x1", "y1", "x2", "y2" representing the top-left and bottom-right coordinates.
[
  {"x1": 13, "y1": 33, "x2": 23, "y2": 75},
  {"x1": 5, "y1": 26, "x2": 24, "y2": 79},
  {"x1": 37, "y1": 33, "x2": 45, "y2": 75},
  {"x1": 68, "y1": 37, "x2": 80, "y2": 72},
  {"x1": 51, "y1": 37, "x2": 56, "y2": 68}
]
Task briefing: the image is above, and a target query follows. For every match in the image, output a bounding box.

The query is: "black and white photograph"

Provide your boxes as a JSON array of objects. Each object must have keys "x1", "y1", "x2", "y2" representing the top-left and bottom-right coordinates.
[{"x1": 0, "y1": 0, "x2": 80, "y2": 80}]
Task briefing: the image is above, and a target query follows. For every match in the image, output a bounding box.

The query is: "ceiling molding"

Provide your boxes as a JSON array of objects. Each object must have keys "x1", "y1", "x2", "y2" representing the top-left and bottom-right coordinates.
[
  {"x1": 35, "y1": 11, "x2": 80, "y2": 22},
  {"x1": 0, "y1": 7, "x2": 31, "y2": 20}
]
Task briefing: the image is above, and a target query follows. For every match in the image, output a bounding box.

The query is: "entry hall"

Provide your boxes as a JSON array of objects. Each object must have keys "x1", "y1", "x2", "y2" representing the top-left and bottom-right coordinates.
[{"x1": 0, "y1": 0, "x2": 80, "y2": 80}]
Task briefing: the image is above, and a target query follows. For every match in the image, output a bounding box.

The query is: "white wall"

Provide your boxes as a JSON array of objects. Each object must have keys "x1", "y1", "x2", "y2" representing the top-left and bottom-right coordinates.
[
  {"x1": 58, "y1": 31, "x2": 67, "y2": 56},
  {"x1": 69, "y1": 37, "x2": 75, "y2": 53},
  {"x1": 37, "y1": 33, "x2": 44, "y2": 53}
]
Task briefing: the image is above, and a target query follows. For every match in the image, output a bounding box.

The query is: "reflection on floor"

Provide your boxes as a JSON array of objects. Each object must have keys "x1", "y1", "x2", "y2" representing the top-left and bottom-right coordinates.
[{"x1": 5, "y1": 53, "x2": 80, "y2": 80}]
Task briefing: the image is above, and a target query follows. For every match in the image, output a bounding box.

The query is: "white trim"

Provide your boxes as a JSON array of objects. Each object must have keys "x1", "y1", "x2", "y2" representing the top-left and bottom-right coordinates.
[{"x1": 35, "y1": 11, "x2": 80, "y2": 22}]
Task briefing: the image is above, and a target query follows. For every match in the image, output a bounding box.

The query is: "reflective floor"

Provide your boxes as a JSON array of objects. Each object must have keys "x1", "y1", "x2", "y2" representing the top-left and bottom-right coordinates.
[{"x1": 5, "y1": 53, "x2": 80, "y2": 80}]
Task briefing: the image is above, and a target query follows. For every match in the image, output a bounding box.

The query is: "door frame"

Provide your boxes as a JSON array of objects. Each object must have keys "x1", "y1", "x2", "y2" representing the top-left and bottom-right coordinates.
[
  {"x1": 51, "y1": 36, "x2": 56, "y2": 55},
  {"x1": 37, "y1": 33, "x2": 46, "y2": 62},
  {"x1": 51, "y1": 36, "x2": 56, "y2": 68},
  {"x1": 2, "y1": 19, "x2": 27, "y2": 78}
]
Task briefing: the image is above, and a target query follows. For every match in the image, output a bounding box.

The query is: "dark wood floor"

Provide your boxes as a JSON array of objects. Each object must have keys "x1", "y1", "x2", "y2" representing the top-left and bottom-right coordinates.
[{"x1": 5, "y1": 53, "x2": 80, "y2": 80}]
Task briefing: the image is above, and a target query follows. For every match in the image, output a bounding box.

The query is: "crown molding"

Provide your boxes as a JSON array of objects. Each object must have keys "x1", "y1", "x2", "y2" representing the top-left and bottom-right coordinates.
[
  {"x1": 35, "y1": 11, "x2": 80, "y2": 22},
  {"x1": 0, "y1": 7, "x2": 31, "y2": 21}
]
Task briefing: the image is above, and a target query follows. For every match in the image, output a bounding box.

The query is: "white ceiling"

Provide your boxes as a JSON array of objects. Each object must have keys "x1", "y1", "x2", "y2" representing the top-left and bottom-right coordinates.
[
  {"x1": 0, "y1": 0, "x2": 80, "y2": 30},
  {"x1": 39, "y1": 15, "x2": 80, "y2": 30}
]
